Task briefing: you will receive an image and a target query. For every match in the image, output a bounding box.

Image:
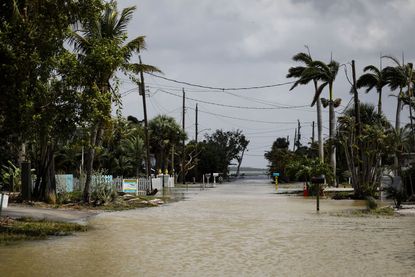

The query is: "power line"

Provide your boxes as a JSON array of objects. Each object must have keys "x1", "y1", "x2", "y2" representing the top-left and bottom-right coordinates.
[
  {"x1": 187, "y1": 106, "x2": 311, "y2": 125},
  {"x1": 146, "y1": 72, "x2": 295, "y2": 91},
  {"x1": 245, "y1": 127, "x2": 296, "y2": 135},
  {"x1": 158, "y1": 89, "x2": 309, "y2": 110},
  {"x1": 223, "y1": 90, "x2": 315, "y2": 112}
]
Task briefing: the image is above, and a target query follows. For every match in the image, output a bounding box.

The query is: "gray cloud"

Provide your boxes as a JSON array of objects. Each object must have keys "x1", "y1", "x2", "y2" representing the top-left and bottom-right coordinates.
[{"x1": 117, "y1": 0, "x2": 414, "y2": 167}]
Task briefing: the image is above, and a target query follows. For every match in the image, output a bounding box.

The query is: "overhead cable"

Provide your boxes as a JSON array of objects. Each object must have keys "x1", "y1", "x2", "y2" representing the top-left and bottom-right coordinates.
[
  {"x1": 159, "y1": 89, "x2": 309, "y2": 110},
  {"x1": 146, "y1": 72, "x2": 295, "y2": 91},
  {"x1": 187, "y1": 106, "x2": 311, "y2": 125}
]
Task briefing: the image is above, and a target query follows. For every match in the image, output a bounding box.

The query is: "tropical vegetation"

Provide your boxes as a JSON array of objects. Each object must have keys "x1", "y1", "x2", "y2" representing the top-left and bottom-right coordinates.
[
  {"x1": 0, "y1": 0, "x2": 414, "y2": 206},
  {"x1": 278, "y1": 53, "x2": 415, "y2": 201}
]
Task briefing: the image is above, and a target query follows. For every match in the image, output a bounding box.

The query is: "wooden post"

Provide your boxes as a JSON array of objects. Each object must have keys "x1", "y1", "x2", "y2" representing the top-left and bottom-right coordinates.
[
  {"x1": 195, "y1": 103, "x2": 198, "y2": 143},
  {"x1": 139, "y1": 55, "x2": 152, "y2": 189},
  {"x1": 182, "y1": 88, "x2": 186, "y2": 184},
  {"x1": 21, "y1": 162, "x2": 32, "y2": 201},
  {"x1": 316, "y1": 183, "x2": 320, "y2": 211}
]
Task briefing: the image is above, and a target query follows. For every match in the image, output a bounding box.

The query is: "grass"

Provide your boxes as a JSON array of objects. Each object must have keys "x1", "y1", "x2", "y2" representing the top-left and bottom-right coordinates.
[
  {"x1": 0, "y1": 217, "x2": 87, "y2": 245},
  {"x1": 333, "y1": 206, "x2": 396, "y2": 217}
]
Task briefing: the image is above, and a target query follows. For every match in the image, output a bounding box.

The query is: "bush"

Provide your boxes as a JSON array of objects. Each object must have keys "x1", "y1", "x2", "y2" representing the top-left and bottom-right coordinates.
[
  {"x1": 56, "y1": 191, "x2": 83, "y2": 204},
  {"x1": 90, "y1": 170, "x2": 117, "y2": 205},
  {"x1": 366, "y1": 196, "x2": 378, "y2": 210}
]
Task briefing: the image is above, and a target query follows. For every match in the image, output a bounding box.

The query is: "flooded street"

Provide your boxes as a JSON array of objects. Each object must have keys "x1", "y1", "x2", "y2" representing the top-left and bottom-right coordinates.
[{"x1": 1, "y1": 179, "x2": 414, "y2": 276}]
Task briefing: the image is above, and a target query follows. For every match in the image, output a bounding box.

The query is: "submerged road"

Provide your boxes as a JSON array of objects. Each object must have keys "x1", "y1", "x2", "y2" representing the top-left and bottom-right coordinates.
[{"x1": 1, "y1": 179, "x2": 414, "y2": 276}]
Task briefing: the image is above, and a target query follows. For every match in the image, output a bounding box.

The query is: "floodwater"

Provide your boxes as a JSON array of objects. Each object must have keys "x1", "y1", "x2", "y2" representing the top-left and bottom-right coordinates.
[{"x1": 1, "y1": 179, "x2": 415, "y2": 276}]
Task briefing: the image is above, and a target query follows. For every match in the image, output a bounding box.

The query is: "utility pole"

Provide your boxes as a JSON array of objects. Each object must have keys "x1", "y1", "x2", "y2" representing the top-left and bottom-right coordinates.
[
  {"x1": 195, "y1": 103, "x2": 198, "y2": 143},
  {"x1": 139, "y1": 55, "x2": 152, "y2": 187},
  {"x1": 311, "y1": 121, "x2": 315, "y2": 144},
  {"x1": 293, "y1": 128, "x2": 297, "y2": 152},
  {"x1": 352, "y1": 60, "x2": 362, "y2": 187},
  {"x1": 297, "y1": 119, "x2": 301, "y2": 148},
  {"x1": 182, "y1": 88, "x2": 186, "y2": 184},
  {"x1": 171, "y1": 144, "x2": 175, "y2": 179}
]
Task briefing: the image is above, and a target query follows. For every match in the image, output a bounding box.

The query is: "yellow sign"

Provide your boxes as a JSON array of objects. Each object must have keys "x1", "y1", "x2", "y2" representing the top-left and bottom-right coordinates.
[{"x1": 275, "y1": 176, "x2": 278, "y2": 191}]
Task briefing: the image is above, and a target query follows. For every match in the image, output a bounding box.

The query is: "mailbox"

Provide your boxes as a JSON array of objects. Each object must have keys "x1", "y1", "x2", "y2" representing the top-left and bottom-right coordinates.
[
  {"x1": 311, "y1": 176, "x2": 325, "y2": 184},
  {"x1": 310, "y1": 175, "x2": 325, "y2": 212}
]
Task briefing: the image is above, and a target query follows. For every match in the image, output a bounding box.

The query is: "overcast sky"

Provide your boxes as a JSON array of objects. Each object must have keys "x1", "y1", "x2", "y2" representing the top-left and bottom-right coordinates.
[{"x1": 116, "y1": 0, "x2": 415, "y2": 168}]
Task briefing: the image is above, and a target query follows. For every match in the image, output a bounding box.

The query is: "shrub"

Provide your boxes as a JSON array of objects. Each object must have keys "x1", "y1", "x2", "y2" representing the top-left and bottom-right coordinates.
[
  {"x1": 90, "y1": 170, "x2": 117, "y2": 205},
  {"x1": 366, "y1": 196, "x2": 378, "y2": 210}
]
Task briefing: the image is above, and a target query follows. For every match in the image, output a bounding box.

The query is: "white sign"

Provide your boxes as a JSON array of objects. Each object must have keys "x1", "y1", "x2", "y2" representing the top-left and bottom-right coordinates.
[{"x1": 122, "y1": 179, "x2": 138, "y2": 193}]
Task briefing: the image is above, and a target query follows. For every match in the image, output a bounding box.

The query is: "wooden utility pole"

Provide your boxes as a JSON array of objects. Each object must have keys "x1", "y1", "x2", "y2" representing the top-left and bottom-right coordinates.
[
  {"x1": 352, "y1": 60, "x2": 362, "y2": 187},
  {"x1": 182, "y1": 88, "x2": 186, "y2": 184},
  {"x1": 195, "y1": 103, "x2": 198, "y2": 143},
  {"x1": 139, "y1": 55, "x2": 152, "y2": 186},
  {"x1": 311, "y1": 121, "x2": 315, "y2": 144},
  {"x1": 297, "y1": 119, "x2": 301, "y2": 148},
  {"x1": 293, "y1": 128, "x2": 297, "y2": 151}
]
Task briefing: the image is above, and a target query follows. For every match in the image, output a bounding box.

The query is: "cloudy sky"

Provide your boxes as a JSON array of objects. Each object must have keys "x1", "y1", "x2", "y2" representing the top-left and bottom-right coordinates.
[{"x1": 117, "y1": 0, "x2": 415, "y2": 168}]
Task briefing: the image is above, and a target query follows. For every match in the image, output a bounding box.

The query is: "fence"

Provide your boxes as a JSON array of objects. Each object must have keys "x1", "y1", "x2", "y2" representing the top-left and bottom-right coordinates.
[{"x1": 43, "y1": 174, "x2": 174, "y2": 195}]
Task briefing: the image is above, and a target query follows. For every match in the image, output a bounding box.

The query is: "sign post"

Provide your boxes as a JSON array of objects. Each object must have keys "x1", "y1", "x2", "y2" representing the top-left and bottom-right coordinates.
[
  {"x1": 311, "y1": 175, "x2": 325, "y2": 211},
  {"x1": 122, "y1": 179, "x2": 138, "y2": 195},
  {"x1": 272, "y1": 173, "x2": 280, "y2": 191}
]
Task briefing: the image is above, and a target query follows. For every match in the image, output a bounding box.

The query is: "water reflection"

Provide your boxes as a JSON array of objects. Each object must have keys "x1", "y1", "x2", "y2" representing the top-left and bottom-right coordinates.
[{"x1": 1, "y1": 180, "x2": 414, "y2": 276}]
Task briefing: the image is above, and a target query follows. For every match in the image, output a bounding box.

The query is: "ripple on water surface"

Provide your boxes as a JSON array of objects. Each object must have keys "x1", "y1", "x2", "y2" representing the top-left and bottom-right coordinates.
[{"x1": 0, "y1": 180, "x2": 414, "y2": 277}]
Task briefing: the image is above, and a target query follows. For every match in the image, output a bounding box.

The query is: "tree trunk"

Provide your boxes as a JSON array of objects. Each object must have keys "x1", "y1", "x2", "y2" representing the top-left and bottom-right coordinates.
[
  {"x1": 34, "y1": 141, "x2": 57, "y2": 203},
  {"x1": 377, "y1": 88, "x2": 382, "y2": 115},
  {"x1": 329, "y1": 83, "x2": 336, "y2": 186},
  {"x1": 316, "y1": 97, "x2": 324, "y2": 162},
  {"x1": 394, "y1": 92, "x2": 402, "y2": 176},
  {"x1": 83, "y1": 123, "x2": 104, "y2": 203},
  {"x1": 409, "y1": 103, "x2": 415, "y2": 151},
  {"x1": 236, "y1": 147, "x2": 246, "y2": 177}
]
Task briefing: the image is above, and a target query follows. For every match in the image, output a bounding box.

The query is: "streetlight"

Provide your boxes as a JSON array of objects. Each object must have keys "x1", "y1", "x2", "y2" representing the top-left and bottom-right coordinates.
[{"x1": 195, "y1": 128, "x2": 211, "y2": 143}]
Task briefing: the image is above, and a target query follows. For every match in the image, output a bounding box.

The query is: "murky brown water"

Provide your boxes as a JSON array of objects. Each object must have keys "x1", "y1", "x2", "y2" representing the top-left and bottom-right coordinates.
[{"x1": 1, "y1": 180, "x2": 414, "y2": 276}]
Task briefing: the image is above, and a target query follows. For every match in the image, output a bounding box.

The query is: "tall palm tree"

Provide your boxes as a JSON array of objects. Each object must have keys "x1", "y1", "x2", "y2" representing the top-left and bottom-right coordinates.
[
  {"x1": 382, "y1": 56, "x2": 414, "y2": 175},
  {"x1": 291, "y1": 59, "x2": 340, "y2": 184},
  {"x1": 149, "y1": 115, "x2": 186, "y2": 173},
  {"x1": 356, "y1": 65, "x2": 387, "y2": 115},
  {"x1": 287, "y1": 52, "x2": 325, "y2": 162},
  {"x1": 70, "y1": 1, "x2": 160, "y2": 202},
  {"x1": 381, "y1": 56, "x2": 407, "y2": 130}
]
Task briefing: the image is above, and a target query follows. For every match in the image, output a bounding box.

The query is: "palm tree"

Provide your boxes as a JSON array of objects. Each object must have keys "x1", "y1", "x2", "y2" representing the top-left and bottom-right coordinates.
[
  {"x1": 70, "y1": 1, "x2": 160, "y2": 202},
  {"x1": 356, "y1": 65, "x2": 387, "y2": 115},
  {"x1": 287, "y1": 52, "x2": 325, "y2": 162},
  {"x1": 291, "y1": 59, "x2": 340, "y2": 184},
  {"x1": 382, "y1": 56, "x2": 413, "y2": 175},
  {"x1": 149, "y1": 115, "x2": 187, "y2": 173},
  {"x1": 381, "y1": 56, "x2": 407, "y2": 130}
]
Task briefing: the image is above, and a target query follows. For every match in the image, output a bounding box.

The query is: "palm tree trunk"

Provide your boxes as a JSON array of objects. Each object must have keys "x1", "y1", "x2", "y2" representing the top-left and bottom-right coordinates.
[
  {"x1": 314, "y1": 80, "x2": 324, "y2": 162},
  {"x1": 83, "y1": 126, "x2": 98, "y2": 203},
  {"x1": 395, "y1": 91, "x2": 402, "y2": 130},
  {"x1": 394, "y1": 92, "x2": 402, "y2": 176},
  {"x1": 236, "y1": 147, "x2": 246, "y2": 177},
  {"x1": 377, "y1": 88, "x2": 382, "y2": 115},
  {"x1": 83, "y1": 122, "x2": 104, "y2": 202},
  {"x1": 329, "y1": 83, "x2": 336, "y2": 186}
]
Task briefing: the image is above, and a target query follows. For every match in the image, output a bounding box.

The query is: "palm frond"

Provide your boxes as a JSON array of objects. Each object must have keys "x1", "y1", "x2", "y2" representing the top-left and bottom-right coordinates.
[
  {"x1": 382, "y1": 55, "x2": 401, "y2": 66},
  {"x1": 115, "y1": 6, "x2": 136, "y2": 35},
  {"x1": 363, "y1": 65, "x2": 381, "y2": 75},
  {"x1": 286, "y1": 66, "x2": 305, "y2": 78},
  {"x1": 292, "y1": 52, "x2": 313, "y2": 66},
  {"x1": 328, "y1": 60, "x2": 340, "y2": 77},
  {"x1": 383, "y1": 66, "x2": 406, "y2": 91},
  {"x1": 311, "y1": 82, "x2": 328, "y2": 106},
  {"x1": 122, "y1": 36, "x2": 146, "y2": 60},
  {"x1": 126, "y1": 63, "x2": 162, "y2": 74},
  {"x1": 68, "y1": 31, "x2": 91, "y2": 53},
  {"x1": 356, "y1": 73, "x2": 377, "y2": 93},
  {"x1": 310, "y1": 60, "x2": 328, "y2": 71}
]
